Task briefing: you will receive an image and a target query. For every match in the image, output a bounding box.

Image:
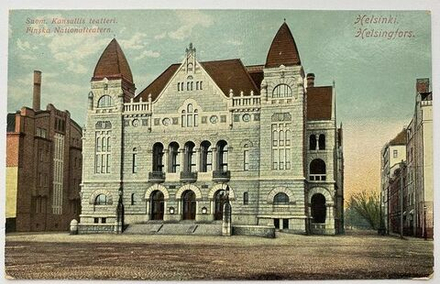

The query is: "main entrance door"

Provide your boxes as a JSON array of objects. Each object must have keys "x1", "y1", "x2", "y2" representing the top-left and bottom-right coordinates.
[
  {"x1": 311, "y1": 193, "x2": 326, "y2": 223},
  {"x1": 182, "y1": 190, "x2": 196, "y2": 220},
  {"x1": 214, "y1": 190, "x2": 225, "y2": 220},
  {"x1": 150, "y1": 190, "x2": 164, "y2": 220}
]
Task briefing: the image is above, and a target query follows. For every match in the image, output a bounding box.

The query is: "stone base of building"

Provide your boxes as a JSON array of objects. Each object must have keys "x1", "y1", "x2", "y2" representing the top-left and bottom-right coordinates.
[
  {"x1": 78, "y1": 224, "x2": 117, "y2": 234},
  {"x1": 232, "y1": 225, "x2": 275, "y2": 238}
]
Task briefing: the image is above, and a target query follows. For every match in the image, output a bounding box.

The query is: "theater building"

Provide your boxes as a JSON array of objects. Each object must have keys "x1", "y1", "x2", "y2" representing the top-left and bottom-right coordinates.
[{"x1": 79, "y1": 22, "x2": 344, "y2": 235}]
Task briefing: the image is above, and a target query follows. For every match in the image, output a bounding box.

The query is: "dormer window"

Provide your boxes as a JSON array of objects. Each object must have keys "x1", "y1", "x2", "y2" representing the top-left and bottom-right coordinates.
[{"x1": 188, "y1": 63, "x2": 193, "y2": 72}]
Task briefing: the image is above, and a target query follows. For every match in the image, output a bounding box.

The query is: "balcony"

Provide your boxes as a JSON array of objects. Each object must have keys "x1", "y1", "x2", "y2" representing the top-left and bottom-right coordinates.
[
  {"x1": 212, "y1": 170, "x2": 231, "y2": 183},
  {"x1": 180, "y1": 171, "x2": 198, "y2": 183},
  {"x1": 148, "y1": 171, "x2": 165, "y2": 183}
]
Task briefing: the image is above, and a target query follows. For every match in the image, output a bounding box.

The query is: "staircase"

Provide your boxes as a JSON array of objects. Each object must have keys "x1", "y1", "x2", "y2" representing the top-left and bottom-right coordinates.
[{"x1": 124, "y1": 222, "x2": 222, "y2": 236}]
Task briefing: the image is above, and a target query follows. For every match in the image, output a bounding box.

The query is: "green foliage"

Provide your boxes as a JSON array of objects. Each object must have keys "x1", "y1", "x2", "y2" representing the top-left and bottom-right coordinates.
[{"x1": 346, "y1": 190, "x2": 381, "y2": 230}]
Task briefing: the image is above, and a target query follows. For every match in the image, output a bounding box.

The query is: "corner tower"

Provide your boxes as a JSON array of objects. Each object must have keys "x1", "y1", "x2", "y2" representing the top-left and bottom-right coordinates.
[
  {"x1": 258, "y1": 22, "x2": 307, "y2": 233},
  {"x1": 80, "y1": 39, "x2": 135, "y2": 233}
]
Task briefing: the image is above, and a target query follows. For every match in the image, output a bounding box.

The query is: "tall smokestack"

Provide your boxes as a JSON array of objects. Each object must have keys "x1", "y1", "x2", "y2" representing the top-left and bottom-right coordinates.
[{"x1": 33, "y1": 70, "x2": 42, "y2": 111}]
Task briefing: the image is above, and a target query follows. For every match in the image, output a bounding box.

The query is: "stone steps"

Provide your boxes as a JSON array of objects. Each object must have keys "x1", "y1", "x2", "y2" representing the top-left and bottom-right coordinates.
[{"x1": 124, "y1": 222, "x2": 222, "y2": 236}]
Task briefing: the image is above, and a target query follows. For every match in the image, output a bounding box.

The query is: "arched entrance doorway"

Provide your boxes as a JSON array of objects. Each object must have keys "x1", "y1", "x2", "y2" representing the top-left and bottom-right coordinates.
[
  {"x1": 311, "y1": 193, "x2": 326, "y2": 223},
  {"x1": 150, "y1": 190, "x2": 164, "y2": 220},
  {"x1": 214, "y1": 190, "x2": 226, "y2": 220},
  {"x1": 182, "y1": 190, "x2": 196, "y2": 220}
]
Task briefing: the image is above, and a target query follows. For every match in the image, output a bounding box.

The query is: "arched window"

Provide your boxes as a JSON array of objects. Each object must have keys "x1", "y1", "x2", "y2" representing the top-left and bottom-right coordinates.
[
  {"x1": 131, "y1": 193, "x2": 135, "y2": 205},
  {"x1": 181, "y1": 104, "x2": 198, "y2": 127},
  {"x1": 177, "y1": 82, "x2": 180, "y2": 91},
  {"x1": 95, "y1": 194, "x2": 108, "y2": 205},
  {"x1": 200, "y1": 141, "x2": 212, "y2": 172},
  {"x1": 274, "y1": 192, "x2": 289, "y2": 205},
  {"x1": 97, "y1": 95, "x2": 113, "y2": 108},
  {"x1": 310, "y1": 134, "x2": 317, "y2": 150},
  {"x1": 243, "y1": 192, "x2": 249, "y2": 205},
  {"x1": 169, "y1": 142, "x2": 180, "y2": 173},
  {"x1": 272, "y1": 84, "x2": 292, "y2": 98},
  {"x1": 152, "y1": 143, "x2": 164, "y2": 172},
  {"x1": 184, "y1": 141, "x2": 196, "y2": 172},
  {"x1": 309, "y1": 159, "x2": 326, "y2": 181},
  {"x1": 311, "y1": 194, "x2": 326, "y2": 223},
  {"x1": 319, "y1": 134, "x2": 326, "y2": 150},
  {"x1": 217, "y1": 140, "x2": 228, "y2": 171}
]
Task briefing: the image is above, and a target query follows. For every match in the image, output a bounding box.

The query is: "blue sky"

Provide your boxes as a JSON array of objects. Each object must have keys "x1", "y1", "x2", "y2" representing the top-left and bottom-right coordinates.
[{"x1": 7, "y1": 9, "x2": 431, "y2": 197}]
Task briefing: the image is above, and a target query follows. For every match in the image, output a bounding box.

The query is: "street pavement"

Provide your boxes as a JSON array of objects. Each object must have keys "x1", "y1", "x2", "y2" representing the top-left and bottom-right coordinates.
[{"x1": 4, "y1": 230, "x2": 434, "y2": 280}]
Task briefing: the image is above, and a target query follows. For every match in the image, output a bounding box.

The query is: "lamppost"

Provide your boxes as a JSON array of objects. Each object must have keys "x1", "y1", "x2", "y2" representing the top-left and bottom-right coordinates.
[{"x1": 423, "y1": 205, "x2": 427, "y2": 240}]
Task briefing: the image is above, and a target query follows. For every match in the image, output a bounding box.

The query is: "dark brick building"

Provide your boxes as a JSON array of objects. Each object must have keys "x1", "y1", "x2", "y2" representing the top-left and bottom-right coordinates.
[{"x1": 6, "y1": 70, "x2": 82, "y2": 232}]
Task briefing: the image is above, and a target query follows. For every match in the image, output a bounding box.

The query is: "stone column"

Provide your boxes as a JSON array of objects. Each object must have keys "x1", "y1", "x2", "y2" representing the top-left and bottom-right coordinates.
[
  {"x1": 179, "y1": 149, "x2": 185, "y2": 172},
  {"x1": 222, "y1": 202, "x2": 232, "y2": 236},
  {"x1": 326, "y1": 204, "x2": 335, "y2": 230},
  {"x1": 163, "y1": 148, "x2": 169, "y2": 173},
  {"x1": 145, "y1": 199, "x2": 150, "y2": 221},
  {"x1": 212, "y1": 147, "x2": 218, "y2": 171},
  {"x1": 194, "y1": 147, "x2": 200, "y2": 172}
]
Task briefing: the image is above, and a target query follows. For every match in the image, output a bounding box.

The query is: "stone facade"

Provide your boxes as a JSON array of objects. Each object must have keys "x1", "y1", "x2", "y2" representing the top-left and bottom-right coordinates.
[{"x1": 79, "y1": 23, "x2": 344, "y2": 235}]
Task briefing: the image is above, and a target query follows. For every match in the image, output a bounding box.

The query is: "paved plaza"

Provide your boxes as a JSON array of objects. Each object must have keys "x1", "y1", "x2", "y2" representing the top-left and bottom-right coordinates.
[{"x1": 5, "y1": 230, "x2": 433, "y2": 280}]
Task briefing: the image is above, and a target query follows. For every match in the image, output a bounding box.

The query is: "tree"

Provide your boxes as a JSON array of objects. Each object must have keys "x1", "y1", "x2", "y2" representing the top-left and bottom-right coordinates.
[{"x1": 347, "y1": 190, "x2": 381, "y2": 230}]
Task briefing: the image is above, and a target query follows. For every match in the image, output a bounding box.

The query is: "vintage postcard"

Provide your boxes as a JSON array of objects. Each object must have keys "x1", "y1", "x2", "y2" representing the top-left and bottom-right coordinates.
[{"x1": 3, "y1": 3, "x2": 436, "y2": 282}]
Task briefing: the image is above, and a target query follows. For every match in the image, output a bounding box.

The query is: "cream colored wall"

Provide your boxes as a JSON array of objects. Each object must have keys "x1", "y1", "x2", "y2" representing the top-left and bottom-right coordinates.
[{"x1": 6, "y1": 167, "x2": 18, "y2": 218}]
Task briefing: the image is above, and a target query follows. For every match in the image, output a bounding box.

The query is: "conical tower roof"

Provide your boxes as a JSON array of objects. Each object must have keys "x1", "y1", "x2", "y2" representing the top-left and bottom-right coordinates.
[
  {"x1": 265, "y1": 22, "x2": 301, "y2": 68},
  {"x1": 92, "y1": 38, "x2": 133, "y2": 83}
]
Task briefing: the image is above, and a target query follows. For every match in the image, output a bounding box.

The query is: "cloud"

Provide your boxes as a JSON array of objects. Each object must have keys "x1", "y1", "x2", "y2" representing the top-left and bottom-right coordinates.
[
  {"x1": 119, "y1": 32, "x2": 148, "y2": 50},
  {"x1": 47, "y1": 31, "x2": 110, "y2": 74},
  {"x1": 17, "y1": 38, "x2": 31, "y2": 50},
  {"x1": 168, "y1": 11, "x2": 213, "y2": 40},
  {"x1": 135, "y1": 50, "x2": 160, "y2": 60},
  {"x1": 227, "y1": 39, "x2": 243, "y2": 46},
  {"x1": 154, "y1": 32, "x2": 166, "y2": 40}
]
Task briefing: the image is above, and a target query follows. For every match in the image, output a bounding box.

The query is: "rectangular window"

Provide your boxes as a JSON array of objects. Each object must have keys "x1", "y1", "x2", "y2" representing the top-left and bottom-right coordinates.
[
  {"x1": 243, "y1": 192, "x2": 249, "y2": 205},
  {"x1": 244, "y1": 150, "x2": 249, "y2": 171},
  {"x1": 94, "y1": 218, "x2": 99, "y2": 224},
  {"x1": 101, "y1": 218, "x2": 107, "y2": 224},
  {"x1": 106, "y1": 154, "x2": 110, "y2": 173},
  {"x1": 393, "y1": 149, "x2": 398, "y2": 158},
  {"x1": 132, "y1": 153, "x2": 137, "y2": 173}
]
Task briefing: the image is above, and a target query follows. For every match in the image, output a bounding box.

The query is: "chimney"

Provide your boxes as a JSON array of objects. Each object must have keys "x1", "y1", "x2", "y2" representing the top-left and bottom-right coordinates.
[
  {"x1": 33, "y1": 70, "x2": 42, "y2": 111},
  {"x1": 307, "y1": 73, "x2": 315, "y2": 88},
  {"x1": 416, "y1": 78, "x2": 429, "y2": 94}
]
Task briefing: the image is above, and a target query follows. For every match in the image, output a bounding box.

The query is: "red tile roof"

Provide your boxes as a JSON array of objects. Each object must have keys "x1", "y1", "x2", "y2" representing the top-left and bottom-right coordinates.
[
  {"x1": 201, "y1": 59, "x2": 259, "y2": 97},
  {"x1": 136, "y1": 59, "x2": 260, "y2": 102},
  {"x1": 307, "y1": 86, "x2": 333, "y2": 120},
  {"x1": 265, "y1": 22, "x2": 301, "y2": 68},
  {"x1": 246, "y1": 64, "x2": 264, "y2": 90},
  {"x1": 93, "y1": 38, "x2": 133, "y2": 83},
  {"x1": 389, "y1": 129, "x2": 407, "y2": 146},
  {"x1": 136, "y1": 64, "x2": 180, "y2": 102}
]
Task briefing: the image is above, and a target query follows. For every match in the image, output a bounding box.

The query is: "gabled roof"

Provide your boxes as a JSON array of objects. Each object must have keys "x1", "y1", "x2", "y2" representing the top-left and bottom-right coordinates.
[
  {"x1": 93, "y1": 38, "x2": 133, "y2": 83},
  {"x1": 136, "y1": 64, "x2": 180, "y2": 101},
  {"x1": 307, "y1": 86, "x2": 333, "y2": 121},
  {"x1": 265, "y1": 22, "x2": 301, "y2": 68},
  {"x1": 389, "y1": 129, "x2": 407, "y2": 146},
  {"x1": 135, "y1": 59, "x2": 260, "y2": 102}
]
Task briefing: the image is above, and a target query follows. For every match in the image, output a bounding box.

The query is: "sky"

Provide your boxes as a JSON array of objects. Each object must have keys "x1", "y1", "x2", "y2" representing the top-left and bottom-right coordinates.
[{"x1": 7, "y1": 9, "x2": 432, "y2": 200}]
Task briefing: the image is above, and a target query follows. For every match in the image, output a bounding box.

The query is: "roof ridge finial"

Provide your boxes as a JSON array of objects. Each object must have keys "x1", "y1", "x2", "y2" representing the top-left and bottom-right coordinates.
[{"x1": 284, "y1": 18, "x2": 286, "y2": 23}]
